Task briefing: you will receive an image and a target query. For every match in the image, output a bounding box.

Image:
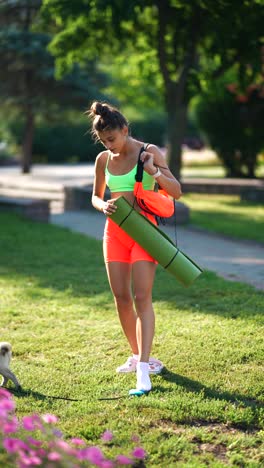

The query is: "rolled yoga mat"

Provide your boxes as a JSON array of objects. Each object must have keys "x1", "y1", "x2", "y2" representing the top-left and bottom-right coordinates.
[{"x1": 110, "y1": 196, "x2": 203, "y2": 287}]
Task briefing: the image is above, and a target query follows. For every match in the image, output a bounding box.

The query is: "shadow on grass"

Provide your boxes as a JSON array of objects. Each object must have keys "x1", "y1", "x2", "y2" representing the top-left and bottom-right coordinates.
[
  {"x1": 158, "y1": 368, "x2": 262, "y2": 409},
  {"x1": 9, "y1": 387, "x2": 127, "y2": 402},
  {"x1": 9, "y1": 366, "x2": 262, "y2": 410}
]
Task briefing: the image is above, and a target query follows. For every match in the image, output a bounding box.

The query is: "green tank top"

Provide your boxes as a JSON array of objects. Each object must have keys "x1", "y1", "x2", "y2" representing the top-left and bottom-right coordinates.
[{"x1": 105, "y1": 154, "x2": 155, "y2": 193}]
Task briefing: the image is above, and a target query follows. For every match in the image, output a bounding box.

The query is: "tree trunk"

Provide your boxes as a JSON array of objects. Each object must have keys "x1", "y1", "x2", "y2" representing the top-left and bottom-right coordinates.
[
  {"x1": 245, "y1": 153, "x2": 256, "y2": 178},
  {"x1": 22, "y1": 106, "x2": 34, "y2": 174},
  {"x1": 166, "y1": 103, "x2": 188, "y2": 180}
]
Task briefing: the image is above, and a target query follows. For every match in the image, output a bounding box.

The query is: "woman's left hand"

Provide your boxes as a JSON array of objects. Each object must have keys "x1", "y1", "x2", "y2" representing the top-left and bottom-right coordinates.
[{"x1": 140, "y1": 151, "x2": 157, "y2": 176}]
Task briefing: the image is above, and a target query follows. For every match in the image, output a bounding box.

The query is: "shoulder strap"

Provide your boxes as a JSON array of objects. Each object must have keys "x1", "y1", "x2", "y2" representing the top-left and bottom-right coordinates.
[{"x1": 135, "y1": 143, "x2": 149, "y2": 182}]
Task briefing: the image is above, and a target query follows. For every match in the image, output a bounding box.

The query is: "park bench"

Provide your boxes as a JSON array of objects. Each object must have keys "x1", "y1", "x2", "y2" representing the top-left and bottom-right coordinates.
[{"x1": 0, "y1": 196, "x2": 50, "y2": 222}]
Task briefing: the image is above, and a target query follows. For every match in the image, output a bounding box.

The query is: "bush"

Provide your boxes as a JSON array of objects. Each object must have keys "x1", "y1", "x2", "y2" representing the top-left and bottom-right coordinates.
[
  {"x1": 130, "y1": 117, "x2": 167, "y2": 146},
  {"x1": 32, "y1": 124, "x2": 101, "y2": 163},
  {"x1": 194, "y1": 73, "x2": 264, "y2": 178},
  {"x1": 8, "y1": 117, "x2": 167, "y2": 164},
  {"x1": 8, "y1": 113, "x2": 200, "y2": 164}
]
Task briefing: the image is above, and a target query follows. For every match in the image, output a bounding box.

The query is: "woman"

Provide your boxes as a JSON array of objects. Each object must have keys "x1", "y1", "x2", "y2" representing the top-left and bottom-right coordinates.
[{"x1": 89, "y1": 101, "x2": 182, "y2": 396}]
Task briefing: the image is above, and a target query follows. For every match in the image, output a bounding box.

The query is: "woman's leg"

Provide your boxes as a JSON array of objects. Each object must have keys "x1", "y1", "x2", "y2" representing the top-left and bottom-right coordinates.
[
  {"x1": 132, "y1": 260, "x2": 157, "y2": 363},
  {"x1": 105, "y1": 261, "x2": 138, "y2": 355},
  {"x1": 129, "y1": 260, "x2": 156, "y2": 393}
]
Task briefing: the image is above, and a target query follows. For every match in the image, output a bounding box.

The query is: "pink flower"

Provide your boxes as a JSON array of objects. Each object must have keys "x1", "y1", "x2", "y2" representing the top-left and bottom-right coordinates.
[
  {"x1": 3, "y1": 416, "x2": 19, "y2": 433},
  {"x1": 19, "y1": 454, "x2": 42, "y2": 466},
  {"x1": 42, "y1": 413, "x2": 58, "y2": 424},
  {"x1": 22, "y1": 415, "x2": 43, "y2": 431},
  {"x1": 101, "y1": 461, "x2": 114, "y2": 468},
  {"x1": 35, "y1": 448, "x2": 46, "y2": 458},
  {"x1": 77, "y1": 446, "x2": 104, "y2": 463},
  {"x1": 54, "y1": 439, "x2": 75, "y2": 455},
  {"x1": 3, "y1": 437, "x2": 28, "y2": 453},
  {"x1": 27, "y1": 437, "x2": 43, "y2": 447},
  {"x1": 116, "y1": 454, "x2": 133, "y2": 465},
  {"x1": 131, "y1": 434, "x2": 140, "y2": 443},
  {"x1": 71, "y1": 437, "x2": 85, "y2": 446},
  {"x1": 0, "y1": 398, "x2": 15, "y2": 412},
  {"x1": 0, "y1": 388, "x2": 12, "y2": 399},
  {"x1": 47, "y1": 451, "x2": 62, "y2": 461},
  {"x1": 132, "y1": 447, "x2": 146, "y2": 459},
  {"x1": 101, "y1": 430, "x2": 114, "y2": 442}
]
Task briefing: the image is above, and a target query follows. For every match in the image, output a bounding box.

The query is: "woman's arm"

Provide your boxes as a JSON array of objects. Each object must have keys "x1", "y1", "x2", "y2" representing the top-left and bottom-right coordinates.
[
  {"x1": 141, "y1": 145, "x2": 182, "y2": 199},
  {"x1": 92, "y1": 152, "x2": 117, "y2": 215},
  {"x1": 92, "y1": 152, "x2": 107, "y2": 212}
]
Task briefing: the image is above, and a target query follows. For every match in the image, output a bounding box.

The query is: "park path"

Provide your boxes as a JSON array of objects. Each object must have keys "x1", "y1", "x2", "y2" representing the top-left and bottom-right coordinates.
[
  {"x1": 0, "y1": 164, "x2": 263, "y2": 291},
  {"x1": 51, "y1": 209, "x2": 264, "y2": 291}
]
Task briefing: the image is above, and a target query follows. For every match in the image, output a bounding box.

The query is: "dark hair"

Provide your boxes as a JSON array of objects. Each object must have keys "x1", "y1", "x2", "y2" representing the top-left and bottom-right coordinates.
[{"x1": 87, "y1": 101, "x2": 128, "y2": 140}]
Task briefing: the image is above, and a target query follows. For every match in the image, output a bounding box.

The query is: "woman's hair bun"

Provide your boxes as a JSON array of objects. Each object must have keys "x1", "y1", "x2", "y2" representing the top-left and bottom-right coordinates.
[
  {"x1": 87, "y1": 101, "x2": 128, "y2": 137},
  {"x1": 90, "y1": 101, "x2": 110, "y2": 118}
]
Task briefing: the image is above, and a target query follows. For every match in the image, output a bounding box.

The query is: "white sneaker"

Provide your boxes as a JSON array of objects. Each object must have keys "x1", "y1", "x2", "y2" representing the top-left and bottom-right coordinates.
[
  {"x1": 116, "y1": 356, "x2": 137, "y2": 373},
  {"x1": 148, "y1": 358, "x2": 164, "y2": 374},
  {"x1": 116, "y1": 356, "x2": 164, "y2": 374}
]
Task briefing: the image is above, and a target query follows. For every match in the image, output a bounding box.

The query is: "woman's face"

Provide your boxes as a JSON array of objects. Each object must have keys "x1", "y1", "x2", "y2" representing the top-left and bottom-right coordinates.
[{"x1": 98, "y1": 127, "x2": 128, "y2": 155}]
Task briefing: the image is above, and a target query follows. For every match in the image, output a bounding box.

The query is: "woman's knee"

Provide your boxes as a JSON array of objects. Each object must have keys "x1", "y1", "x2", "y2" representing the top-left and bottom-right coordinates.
[
  {"x1": 133, "y1": 289, "x2": 152, "y2": 309},
  {"x1": 113, "y1": 291, "x2": 133, "y2": 308}
]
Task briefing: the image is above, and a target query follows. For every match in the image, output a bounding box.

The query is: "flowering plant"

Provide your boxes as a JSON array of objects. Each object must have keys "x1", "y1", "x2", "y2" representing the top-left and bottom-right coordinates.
[{"x1": 0, "y1": 388, "x2": 146, "y2": 467}]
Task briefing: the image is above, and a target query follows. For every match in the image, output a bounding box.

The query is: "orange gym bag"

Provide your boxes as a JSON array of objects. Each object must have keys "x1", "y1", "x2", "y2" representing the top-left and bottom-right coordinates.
[{"x1": 134, "y1": 145, "x2": 175, "y2": 218}]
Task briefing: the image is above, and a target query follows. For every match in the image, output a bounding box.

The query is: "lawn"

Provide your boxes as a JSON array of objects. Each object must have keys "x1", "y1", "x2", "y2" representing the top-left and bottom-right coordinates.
[
  {"x1": 0, "y1": 212, "x2": 263, "y2": 467},
  {"x1": 182, "y1": 194, "x2": 264, "y2": 244},
  {"x1": 181, "y1": 150, "x2": 264, "y2": 178}
]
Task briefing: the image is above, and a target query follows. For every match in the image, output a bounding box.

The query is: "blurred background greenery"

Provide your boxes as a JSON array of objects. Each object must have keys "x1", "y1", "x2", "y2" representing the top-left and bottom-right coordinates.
[{"x1": 0, "y1": 0, "x2": 263, "y2": 177}]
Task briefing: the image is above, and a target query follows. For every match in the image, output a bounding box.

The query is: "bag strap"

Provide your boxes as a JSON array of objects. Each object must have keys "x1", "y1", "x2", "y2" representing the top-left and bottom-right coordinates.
[{"x1": 135, "y1": 143, "x2": 149, "y2": 182}]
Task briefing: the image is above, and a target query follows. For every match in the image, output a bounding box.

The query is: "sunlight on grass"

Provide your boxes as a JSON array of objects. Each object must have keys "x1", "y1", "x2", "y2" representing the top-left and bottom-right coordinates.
[
  {"x1": 183, "y1": 194, "x2": 264, "y2": 243},
  {"x1": 182, "y1": 149, "x2": 264, "y2": 178}
]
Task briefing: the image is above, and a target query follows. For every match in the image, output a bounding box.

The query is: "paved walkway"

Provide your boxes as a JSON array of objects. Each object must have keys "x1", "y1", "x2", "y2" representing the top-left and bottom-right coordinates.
[
  {"x1": 51, "y1": 210, "x2": 264, "y2": 291},
  {"x1": 1, "y1": 164, "x2": 264, "y2": 291}
]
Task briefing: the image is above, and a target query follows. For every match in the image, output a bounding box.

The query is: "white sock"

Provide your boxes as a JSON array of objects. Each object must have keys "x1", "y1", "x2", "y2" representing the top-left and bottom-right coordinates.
[
  {"x1": 136, "y1": 362, "x2": 151, "y2": 391},
  {"x1": 132, "y1": 354, "x2": 139, "y2": 361}
]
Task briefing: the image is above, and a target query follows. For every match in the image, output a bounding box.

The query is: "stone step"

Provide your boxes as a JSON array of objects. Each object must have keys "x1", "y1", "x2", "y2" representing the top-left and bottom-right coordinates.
[{"x1": 0, "y1": 187, "x2": 64, "y2": 201}]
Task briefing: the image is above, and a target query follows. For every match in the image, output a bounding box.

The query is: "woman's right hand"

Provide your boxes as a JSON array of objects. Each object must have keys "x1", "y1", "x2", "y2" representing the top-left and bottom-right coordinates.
[{"x1": 102, "y1": 199, "x2": 117, "y2": 215}]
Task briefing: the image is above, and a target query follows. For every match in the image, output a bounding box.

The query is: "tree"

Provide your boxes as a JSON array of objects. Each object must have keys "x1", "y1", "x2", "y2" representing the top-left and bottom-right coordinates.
[
  {"x1": 43, "y1": 0, "x2": 263, "y2": 178},
  {"x1": 0, "y1": 0, "x2": 108, "y2": 173}
]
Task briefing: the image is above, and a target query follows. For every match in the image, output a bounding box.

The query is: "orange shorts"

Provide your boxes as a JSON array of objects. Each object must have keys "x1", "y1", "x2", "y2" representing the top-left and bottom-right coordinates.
[{"x1": 103, "y1": 214, "x2": 158, "y2": 264}]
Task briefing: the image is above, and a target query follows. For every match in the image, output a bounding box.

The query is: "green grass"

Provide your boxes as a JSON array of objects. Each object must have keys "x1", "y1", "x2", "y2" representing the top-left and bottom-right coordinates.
[
  {"x1": 0, "y1": 213, "x2": 264, "y2": 467},
  {"x1": 183, "y1": 194, "x2": 264, "y2": 244},
  {"x1": 181, "y1": 154, "x2": 264, "y2": 178},
  {"x1": 182, "y1": 166, "x2": 226, "y2": 178},
  {"x1": 182, "y1": 165, "x2": 264, "y2": 179}
]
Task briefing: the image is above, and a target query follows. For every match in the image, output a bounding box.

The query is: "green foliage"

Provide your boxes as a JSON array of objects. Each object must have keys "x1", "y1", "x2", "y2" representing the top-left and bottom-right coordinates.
[
  {"x1": 0, "y1": 25, "x2": 108, "y2": 112},
  {"x1": 7, "y1": 114, "x2": 168, "y2": 163},
  {"x1": 0, "y1": 0, "x2": 111, "y2": 171},
  {"x1": 130, "y1": 115, "x2": 167, "y2": 147},
  {"x1": 42, "y1": 0, "x2": 264, "y2": 179},
  {"x1": 193, "y1": 70, "x2": 264, "y2": 178},
  {"x1": 32, "y1": 124, "x2": 101, "y2": 163},
  {"x1": 0, "y1": 212, "x2": 264, "y2": 466},
  {"x1": 99, "y1": 47, "x2": 164, "y2": 111}
]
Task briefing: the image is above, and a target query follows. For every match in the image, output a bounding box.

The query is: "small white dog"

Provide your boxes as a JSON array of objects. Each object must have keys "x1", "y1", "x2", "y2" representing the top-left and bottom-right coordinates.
[{"x1": 0, "y1": 342, "x2": 21, "y2": 389}]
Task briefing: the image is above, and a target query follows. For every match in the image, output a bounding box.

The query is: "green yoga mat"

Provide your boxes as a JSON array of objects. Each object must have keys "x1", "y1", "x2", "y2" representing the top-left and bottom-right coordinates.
[{"x1": 110, "y1": 196, "x2": 203, "y2": 287}]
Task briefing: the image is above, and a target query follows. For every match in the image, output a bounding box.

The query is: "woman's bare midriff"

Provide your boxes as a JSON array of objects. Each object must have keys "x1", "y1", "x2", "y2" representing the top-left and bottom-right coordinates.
[{"x1": 111, "y1": 191, "x2": 140, "y2": 211}]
